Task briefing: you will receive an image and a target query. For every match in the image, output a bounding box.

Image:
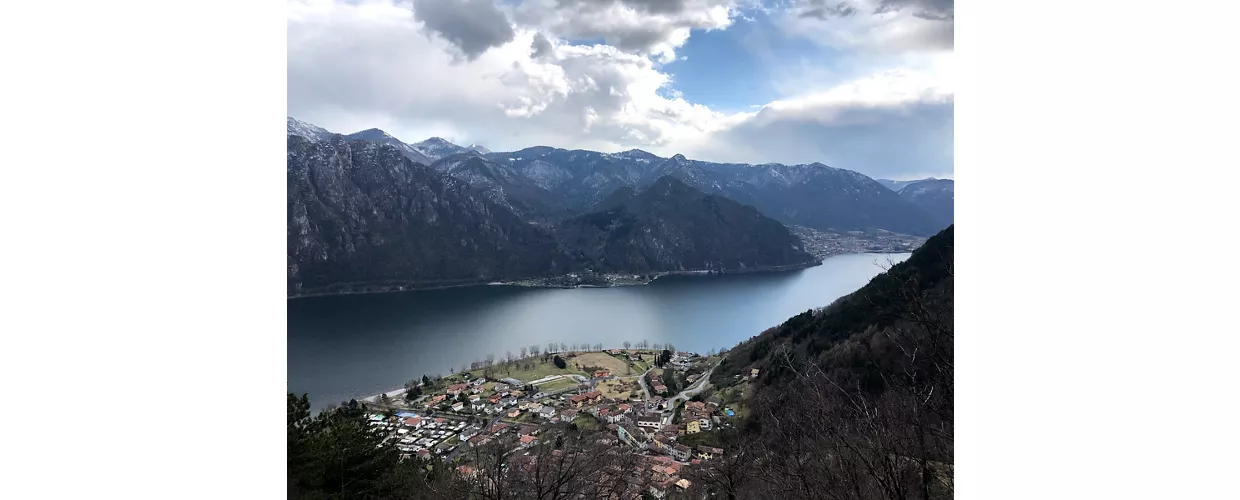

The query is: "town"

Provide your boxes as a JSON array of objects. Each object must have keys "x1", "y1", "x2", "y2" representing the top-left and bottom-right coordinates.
[{"x1": 352, "y1": 344, "x2": 753, "y2": 498}]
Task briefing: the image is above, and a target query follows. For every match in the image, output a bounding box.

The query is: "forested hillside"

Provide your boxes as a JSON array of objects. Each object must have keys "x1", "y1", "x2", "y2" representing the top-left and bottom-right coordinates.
[{"x1": 691, "y1": 225, "x2": 954, "y2": 500}]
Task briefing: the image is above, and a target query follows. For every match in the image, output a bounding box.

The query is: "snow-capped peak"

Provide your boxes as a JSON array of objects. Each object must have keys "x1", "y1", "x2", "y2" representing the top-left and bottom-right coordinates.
[{"x1": 287, "y1": 116, "x2": 333, "y2": 141}]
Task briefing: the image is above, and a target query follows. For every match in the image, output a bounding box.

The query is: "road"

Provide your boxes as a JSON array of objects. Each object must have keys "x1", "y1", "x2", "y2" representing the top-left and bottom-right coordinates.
[
  {"x1": 635, "y1": 366, "x2": 656, "y2": 401},
  {"x1": 660, "y1": 362, "x2": 719, "y2": 425}
]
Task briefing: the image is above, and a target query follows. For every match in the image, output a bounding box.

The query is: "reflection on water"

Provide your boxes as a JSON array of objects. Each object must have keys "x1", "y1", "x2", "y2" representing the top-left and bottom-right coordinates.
[{"x1": 288, "y1": 252, "x2": 908, "y2": 409}]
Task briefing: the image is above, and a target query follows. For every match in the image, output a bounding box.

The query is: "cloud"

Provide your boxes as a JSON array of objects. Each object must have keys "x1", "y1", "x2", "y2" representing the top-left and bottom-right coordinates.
[
  {"x1": 515, "y1": 0, "x2": 737, "y2": 62},
  {"x1": 876, "y1": 0, "x2": 953, "y2": 21},
  {"x1": 530, "y1": 32, "x2": 554, "y2": 60},
  {"x1": 782, "y1": 0, "x2": 952, "y2": 52},
  {"x1": 797, "y1": 1, "x2": 858, "y2": 20},
  {"x1": 288, "y1": 0, "x2": 731, "y2": 154},
  {"x1": 687, "y1": 69, "x2": 954, "y2": 178},
  {"x1": 287, "y1": 0, "x2": 953, "y2": 179},
  {"x1": 412, "y1": 0, "x2": 515, "y2": 61}
]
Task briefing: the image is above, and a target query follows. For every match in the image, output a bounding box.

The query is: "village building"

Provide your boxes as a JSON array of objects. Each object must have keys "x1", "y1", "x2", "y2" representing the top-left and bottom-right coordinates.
[
  {"x1": 696, "y1": 445, "x2": 724, "y2": 460},
  {"x1": 636, "y1": 414, "x2": 662, "y2": 429},
  {"x1": 617, "y1": 424, "x2": 648, "y2": 449},
  {"x1": 446, "y1": 383, "x2": 469, "y2": 396}
]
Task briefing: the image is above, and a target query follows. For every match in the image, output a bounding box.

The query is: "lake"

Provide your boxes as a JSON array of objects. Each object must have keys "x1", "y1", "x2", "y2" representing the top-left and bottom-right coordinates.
[{"x1": 288, "y1": 252, "x2": 910, "y2": 409}]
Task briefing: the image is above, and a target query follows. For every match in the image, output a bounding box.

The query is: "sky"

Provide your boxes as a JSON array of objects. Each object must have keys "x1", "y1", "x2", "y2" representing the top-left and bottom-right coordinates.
[{"x1": 287, "y1": 0, "x2": 954, "y2": 180}]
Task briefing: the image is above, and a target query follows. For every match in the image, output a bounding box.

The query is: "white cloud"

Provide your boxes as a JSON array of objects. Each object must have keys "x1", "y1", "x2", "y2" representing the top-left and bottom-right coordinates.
[
  {"x1": 512, "y1": 0, "x2": 737, "y2": 62},
  {"x1": 685, "y1": 69, "x2": 954, "y2": 178},
  {"x1": 287, "y1": 0, "x2": 953, "y2": 179},
  {"x1": 778, "y1": 0, "x2": 953, "y2": 53}
]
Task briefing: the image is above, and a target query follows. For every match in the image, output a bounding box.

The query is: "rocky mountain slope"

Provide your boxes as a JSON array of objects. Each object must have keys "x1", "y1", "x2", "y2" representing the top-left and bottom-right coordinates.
[
  {"x1": 555, "y1": 177, "x2": 818, "y2": 274},
  {"x1": 429, "y1": 153, "x2": 570, "y2": 220},
  {"x1": 290, "y1": 118, "x2": 944, "y2": 236},
  {"x1": 286, "y1": 136, "x2": 572, "y2": 297},
  {"x1": 286, "y1": 117, "x2": 335, "y2": 142},
  {"x1": 484, "y1": 147, "x2": 943, "y2": 235}
]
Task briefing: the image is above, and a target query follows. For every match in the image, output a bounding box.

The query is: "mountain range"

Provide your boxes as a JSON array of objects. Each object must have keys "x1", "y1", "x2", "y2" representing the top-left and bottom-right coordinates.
[
  {"x1": 877, "y1": 177, "x2": 954, "y2": 226},
  {"x1": 290, "y1": 117, "x2": 949, "y2": 236},
  {"x1": 286, "y1": 135, "x2": 816, "y2": 296}
]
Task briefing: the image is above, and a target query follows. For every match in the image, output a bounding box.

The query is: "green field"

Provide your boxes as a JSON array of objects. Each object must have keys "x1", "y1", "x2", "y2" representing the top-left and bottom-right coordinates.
[
  {"x1": 490, "y1": 359, "x2": 586, "y2": 384},
  {"x1": 537, "y1": 378, "x2": 579, "y2": 392},
  {"x1": 571, "y1": 414, "x2": 602, "y2": 431}
]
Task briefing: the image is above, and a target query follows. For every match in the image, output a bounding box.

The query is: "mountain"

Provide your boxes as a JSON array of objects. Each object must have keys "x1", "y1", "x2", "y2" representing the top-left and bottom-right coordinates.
[
  {"x1": 555, "y1": 176, "x2": 818, "y2": 274},
  {"x1": 286, "y1": 135, "x2": 572, "y2": 297},
  {"x1": 700, "y1": 225, "x2": 954, "y2": 499},
  {"x1": 287, "y1": 116, "x2": 335, "y2": 142},
  {"x1": 342, "y1": 128, "x2": 435, "y2": 165},
  {"x1": 428, "y1": 153, "x2": 569, "y2": 220},
  {"x1": 483, "y1": 147, "x2": 943, "y2": 235},
  {"x1": 876, "y1": 178, "x2": 920, "y2": 192},
  {"x1": 413, "y1": 137, "x2": 489, "y2": 159},
  {"x1": 897, "y1": 178, "x2": 954, "y2": 227}
]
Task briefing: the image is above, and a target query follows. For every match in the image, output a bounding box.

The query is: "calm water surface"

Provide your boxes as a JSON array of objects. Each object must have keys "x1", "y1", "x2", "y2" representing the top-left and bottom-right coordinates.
[{"x1": 288, "y1": 252, "x2": 909, "y2": 409}]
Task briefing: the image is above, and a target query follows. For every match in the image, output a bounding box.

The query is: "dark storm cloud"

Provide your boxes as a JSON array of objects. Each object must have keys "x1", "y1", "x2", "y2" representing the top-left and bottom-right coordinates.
[
  {"x1": 531, "y1": 32, "x2": 554, "y2": 60},
  {"x1": 413, "y1": 0, "x2": 516, "y2": 60}
]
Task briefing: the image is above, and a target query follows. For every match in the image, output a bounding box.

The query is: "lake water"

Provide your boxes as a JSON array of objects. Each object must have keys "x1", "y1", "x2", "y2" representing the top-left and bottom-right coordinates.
[{"x1": 288, "y1": 252, "x2": 910, "y2": 409}]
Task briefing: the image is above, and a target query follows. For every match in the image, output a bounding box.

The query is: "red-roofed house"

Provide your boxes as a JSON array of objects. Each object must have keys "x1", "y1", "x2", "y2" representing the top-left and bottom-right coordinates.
[
  {"x1": 446, "y1": 383, "x2": 469, "y2": 395},
  {"x1": 403, "y1": 417, "x2": 423, "y2": 428}
]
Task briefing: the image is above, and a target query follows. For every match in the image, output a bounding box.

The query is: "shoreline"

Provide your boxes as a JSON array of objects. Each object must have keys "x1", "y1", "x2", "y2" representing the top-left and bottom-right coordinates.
[
  {"x1": 287, "y1": 250, "x2": 914, "y2": 300},
  {"x1": 287, "y1": 259, "x2": 826, "y2": 300}
]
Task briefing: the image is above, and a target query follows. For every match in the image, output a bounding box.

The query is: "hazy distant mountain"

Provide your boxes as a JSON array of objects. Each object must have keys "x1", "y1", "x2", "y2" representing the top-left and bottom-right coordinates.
[
  {"x1": 876, "y1": 179, "x2": 920, "y2": 192},
  {"x1": 287, "y1": 117, "x2": 335, "y2": 142},
  {"x1": 897, "y1": 178, "x2": 954, "y2": 227},
  {"x1": 555, "y1": 176, "x2": 817, "y2": 274},
  {"x1": 286, "y1": 136, "x2": 572, "y2": 297}
]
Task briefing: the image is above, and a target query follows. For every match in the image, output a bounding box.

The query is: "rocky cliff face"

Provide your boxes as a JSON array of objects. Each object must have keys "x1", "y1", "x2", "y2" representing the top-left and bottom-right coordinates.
[
  {"x1": 555, "y1": 177, "x2": 818, "y2": 274},
  {"x1": 286, "y1": 135, "x2": 571, "y2": 296}
]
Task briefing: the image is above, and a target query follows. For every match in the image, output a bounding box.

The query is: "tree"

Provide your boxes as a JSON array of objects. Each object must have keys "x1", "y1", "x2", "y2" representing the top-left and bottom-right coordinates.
[
  {"x1": 519, "y1": 346, "x2": 528, "y2": 359},
  {"x1": 505, "y1": 350, "x2": 513, "y2": 363},
  {"x1": 623, "y1": 341, "x2": 632, "y2": 350},
  {"x1": 422, "y1": 374, "x2": 431, "y2": 387},
  {"x1": 553, "y1": 355, "x2": 567, "y2": 369},
  {"x1": 457, "y1": 393, "x2": 469, "y2": 404},
  {"x1": 485, "y1": 353, "x2": 495, "y2": 367},
  {"x1": 530, "y1": 344, "x2": 540, "y2": 356},
  {"x1": 548, "y1": 341, "x2": 557, "y2": 353},
  {"x1": 559, "y1": 342, "x2": 567, "y2": 352}
]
